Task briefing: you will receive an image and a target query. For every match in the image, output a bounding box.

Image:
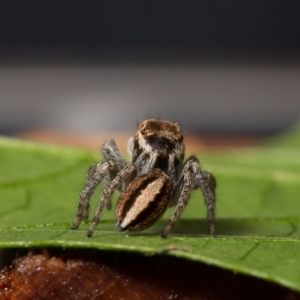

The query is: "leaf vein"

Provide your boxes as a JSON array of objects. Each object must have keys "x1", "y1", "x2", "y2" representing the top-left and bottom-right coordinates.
[
  {"x1": 0, "y1": 158, "x2": 87, "y2": 189},
  {"x1": 239, "y1": 242, "x2": 259, "y2": 261}
]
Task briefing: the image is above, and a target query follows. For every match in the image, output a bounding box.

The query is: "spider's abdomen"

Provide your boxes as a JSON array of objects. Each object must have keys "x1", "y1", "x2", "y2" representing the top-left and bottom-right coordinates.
[{"x1": 116, "y1": 168, "x2": 173, "y2": 232}]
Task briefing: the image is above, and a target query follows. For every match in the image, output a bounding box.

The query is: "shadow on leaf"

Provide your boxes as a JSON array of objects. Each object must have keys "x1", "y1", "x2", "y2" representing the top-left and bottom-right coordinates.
[{"x1": 139, "y1": 217, "x2": 299, "y2": 238}]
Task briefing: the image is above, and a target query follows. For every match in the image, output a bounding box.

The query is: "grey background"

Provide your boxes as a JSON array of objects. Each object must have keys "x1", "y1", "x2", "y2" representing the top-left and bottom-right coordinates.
[
  {"x1": 1, "y1": 58, "x2": 300, "y2": 135},
  {"x1": 0, "y1": 1, "x2": 299, "y2": 135}
]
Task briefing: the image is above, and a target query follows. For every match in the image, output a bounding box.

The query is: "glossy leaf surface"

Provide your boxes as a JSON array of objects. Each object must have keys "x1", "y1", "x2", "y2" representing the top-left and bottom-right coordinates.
[{"x1": 0, "y1": 125, "x2": 299, "y2": 291}]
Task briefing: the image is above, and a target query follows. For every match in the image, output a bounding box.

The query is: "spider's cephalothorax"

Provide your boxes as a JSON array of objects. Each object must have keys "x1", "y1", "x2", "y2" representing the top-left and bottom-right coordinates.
[{"x1": 71, "y1": 119, "x2": 216, "y2": 238}]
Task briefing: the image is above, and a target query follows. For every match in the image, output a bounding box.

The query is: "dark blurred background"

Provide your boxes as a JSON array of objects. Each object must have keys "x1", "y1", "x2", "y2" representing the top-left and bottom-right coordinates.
[{"x1": 0, "y1": 1, "x2": 300, "y2": 138}]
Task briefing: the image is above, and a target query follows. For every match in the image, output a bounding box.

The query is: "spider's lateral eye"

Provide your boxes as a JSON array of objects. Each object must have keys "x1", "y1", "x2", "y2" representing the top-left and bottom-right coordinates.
[{"x1": 141, "y1": 129, "x2": 146, "y2": 135}]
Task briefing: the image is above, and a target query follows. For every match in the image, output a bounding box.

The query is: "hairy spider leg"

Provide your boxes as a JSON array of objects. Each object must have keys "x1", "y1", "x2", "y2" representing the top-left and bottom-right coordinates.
[
  {"x1": 70, "y1": 161, "x2": 116, "y2": 230},
  {"x1": 192, "y1": 161, "x2": 216, "y2": 236},
  {"x1": 87, "y1": 163, "x2": 137, "y2": 237},
  {"x1": 161, "y1": 157, "x2": 216, "y2": 238},
  {"x1": 101, "y1": 140, "x2": 128, "y2": 210}
]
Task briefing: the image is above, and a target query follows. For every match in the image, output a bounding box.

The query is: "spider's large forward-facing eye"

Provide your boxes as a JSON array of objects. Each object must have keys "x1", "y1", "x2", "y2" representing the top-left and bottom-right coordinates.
[{"x1": 116, "y1": 168, "x2": 173, "y2": 232}]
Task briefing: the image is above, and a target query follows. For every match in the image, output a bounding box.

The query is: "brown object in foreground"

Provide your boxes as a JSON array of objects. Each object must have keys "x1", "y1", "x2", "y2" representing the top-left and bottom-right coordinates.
[{"x1": 0, "y1": 249, "x2": 298, "y2": 300}]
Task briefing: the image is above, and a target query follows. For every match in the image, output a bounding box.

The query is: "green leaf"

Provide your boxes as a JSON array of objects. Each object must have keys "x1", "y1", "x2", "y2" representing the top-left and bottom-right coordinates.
[
  {"x1": 266, "y1": 121, "x2": 300, "y2": 148},
  {"x1": 0, "y1": 126, "x2": 300, "y2": 292}
]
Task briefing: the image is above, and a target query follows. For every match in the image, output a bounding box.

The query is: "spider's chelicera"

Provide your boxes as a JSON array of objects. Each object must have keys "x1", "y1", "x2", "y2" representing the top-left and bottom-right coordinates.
[{"x1": 71, "y1": 119, "x2": 216, "y2": 238}]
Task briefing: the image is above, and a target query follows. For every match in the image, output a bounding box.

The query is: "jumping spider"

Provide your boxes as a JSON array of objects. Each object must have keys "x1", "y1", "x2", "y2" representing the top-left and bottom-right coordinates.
[{"x1": 71, "y1": 119, "x2": 216, "y2": 238}]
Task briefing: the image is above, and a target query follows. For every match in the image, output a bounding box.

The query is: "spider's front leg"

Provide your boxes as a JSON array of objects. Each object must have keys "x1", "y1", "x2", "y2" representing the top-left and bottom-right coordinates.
[
  {"x1": 71, "y1": 140, "x2": 128, "y2": 231},
  {"x1": 161, "y1": 156, "x2": 216, "y2": 238},
  {"x1": 70, "y1": 160, "x2": 117, "y2": 230},
  {"x1": 87, "y1": 163, "x2": 137, "y2": 237},
  {"x1": 102, "y1": 140, "x2": 127, "y2": 210}
]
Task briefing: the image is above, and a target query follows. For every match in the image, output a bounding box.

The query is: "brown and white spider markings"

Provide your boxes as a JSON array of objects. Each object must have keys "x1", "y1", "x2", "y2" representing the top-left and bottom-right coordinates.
[{"x1": 71, "y1": 119, "x2": 216, "y2": 238}]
